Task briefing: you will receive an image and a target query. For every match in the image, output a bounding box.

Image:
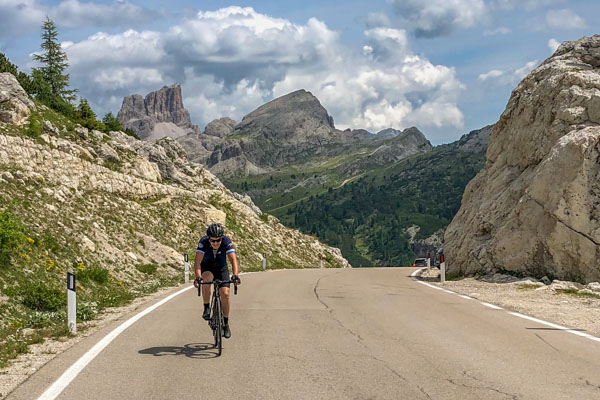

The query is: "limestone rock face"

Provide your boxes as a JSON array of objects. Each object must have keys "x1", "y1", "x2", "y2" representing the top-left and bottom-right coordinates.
[
  {"x1": 204, "y1": 90, "x2": 371, "y2": 178},
  {"x1": 0, "y1": 73, "x2": 35, "y2": 125},
  {"x1": 117, "y1": 84, "x2": 198, "y2": 141},
  {"x1": 445, "y1": 35, "x2": 600, "y2": 283},
  {"x1": 455, "y1": 125, "x2": 493, "y2": 154},
  {"x1": 204, "y1": 117, "x2": 236, "y2": 137}
]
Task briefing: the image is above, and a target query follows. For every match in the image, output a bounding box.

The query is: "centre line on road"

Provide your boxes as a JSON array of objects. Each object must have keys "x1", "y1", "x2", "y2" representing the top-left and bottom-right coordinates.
[{"x1": 38, "y1": 285, "x2": 194, "y2": 400}]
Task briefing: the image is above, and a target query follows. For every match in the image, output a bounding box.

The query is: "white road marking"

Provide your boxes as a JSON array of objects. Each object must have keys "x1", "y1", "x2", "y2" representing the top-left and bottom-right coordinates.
[
  {"x1": 481, "y1": 302, "x2": 503, "y2": 310},
  {"x1": 411, "y1": 268, "x2": 600, "y2": 344},
  {"x1": 509, "y1": 312, "x2": 600, "y2": 342},
  {"x1": 38, "y1": 285, "x2": 194, "y2": 400}
]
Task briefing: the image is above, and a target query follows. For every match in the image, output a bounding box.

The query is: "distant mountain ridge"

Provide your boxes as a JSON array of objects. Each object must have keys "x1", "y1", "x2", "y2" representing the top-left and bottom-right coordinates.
[{"x1": 116, "y1": 84, "x2": 488, "y2": 266}]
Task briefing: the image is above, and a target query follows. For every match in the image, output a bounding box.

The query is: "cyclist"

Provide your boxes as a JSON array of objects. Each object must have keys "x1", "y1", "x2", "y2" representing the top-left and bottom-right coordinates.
[{"x1": 193, "y1": 223, "x2": 241, "y2": 339}]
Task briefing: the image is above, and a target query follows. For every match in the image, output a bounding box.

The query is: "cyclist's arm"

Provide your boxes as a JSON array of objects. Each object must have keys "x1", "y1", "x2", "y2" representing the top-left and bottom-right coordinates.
[
  {"x1": 227, "y1": 252, "x2": 239, "y2": 278},
  {"x1": 194, "y1": 252, "x2": 204, "y2": 279}
]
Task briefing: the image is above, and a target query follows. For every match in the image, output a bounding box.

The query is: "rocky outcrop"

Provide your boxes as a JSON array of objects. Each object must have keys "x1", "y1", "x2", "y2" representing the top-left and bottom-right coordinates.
[
  {"x1": 375, "y1": 128, "x2": 402, "y2": 140},
  {"x1": 117, "y1": 84, "x2": 198, "y2": 141},
  {"x1": 204, "y1": 117, "x2": 236, "y2": 137},
  {"x1": 0, "y1": 73, "x2": 35, "y2": 126},
  {"x1": 455, "y1": 124, "x2": 493, "y2": 154},
  {"x1": 445, "y1": 35, "x2": 600, "y2": 283}
]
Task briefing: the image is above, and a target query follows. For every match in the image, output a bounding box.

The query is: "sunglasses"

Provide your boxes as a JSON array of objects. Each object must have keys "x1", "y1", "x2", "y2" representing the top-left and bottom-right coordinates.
[{"x1": 209, "y1": 238, "x2": 222, "y2": 243}]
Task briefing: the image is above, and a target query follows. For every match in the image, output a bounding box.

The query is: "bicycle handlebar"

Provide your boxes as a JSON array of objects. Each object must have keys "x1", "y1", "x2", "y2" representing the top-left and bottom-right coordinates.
[{"x1": 196, "y1": 279, "x2": 238, "y2": 295}]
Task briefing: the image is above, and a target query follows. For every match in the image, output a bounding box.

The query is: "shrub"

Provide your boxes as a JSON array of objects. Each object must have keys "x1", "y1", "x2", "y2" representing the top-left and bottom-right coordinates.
[
  {"x1": 25, "y1": 114, "x2": 42, "y2": 138},
  {"x1": 0, "y1": 211, "x2": 27, "y2": 267},
  {"x1": 77, "y1": 265, "x2": 109, "y2": 284},
  {"x1": 20, "y1": 283, "x2": 66, "y2": 312},
  {"x1": 136, "y1": 263, "x2": 158, "y2": 275},
  {"x1": 77, "y1": 303, "x2": 97, "y2": 321}
]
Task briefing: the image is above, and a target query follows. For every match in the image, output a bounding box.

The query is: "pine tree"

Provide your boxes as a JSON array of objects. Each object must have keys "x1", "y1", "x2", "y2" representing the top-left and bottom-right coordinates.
[
  {"x1": 32, "y1": 16, "x2": 76, "y2": 103},
  {"x1": 77, "y1": 99, "x2": 104, "y2": 131},
  {"x1": 102, "y1": 112, "x2": 123, "y2": 132}
]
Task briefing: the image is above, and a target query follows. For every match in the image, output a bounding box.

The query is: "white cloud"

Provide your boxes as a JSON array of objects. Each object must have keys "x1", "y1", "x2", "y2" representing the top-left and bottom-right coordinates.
[
  {"x1": 478, "y1": 60, "x2": 538, "y2": 86},
  {"x1": 365, "y1": 12, "x2": 391, "y2": 28},
  {"x1": 483, "y1": 27, "x2": 511, "y2": 36},
  {"x1": 547, "y1": 38, "x2": 561, "y2": 53},
  {"x1": 388, "y1": 0, "x2": 488, "y2": 37},
  {"x1": 478, "y1": 70, "x2": 503, "y2": 81},
  {"x1": 62, "y1": 7, "x2": 464, "y2": 133},
  {"x1": 545, "y1": 9, "x2": 586, "y2": 30},
  {"x1": 0, "y1": 0, "x2": 45, "y2": 39},
  {"x1": 493, "y1": 0, "x2": 565, "y2": 11},
  {"x1": 51, "y1": 0, "x2": 160, "y2": 28},
  {"x1": 0, "y1": 0, "x2": 158, "y2": 38}
]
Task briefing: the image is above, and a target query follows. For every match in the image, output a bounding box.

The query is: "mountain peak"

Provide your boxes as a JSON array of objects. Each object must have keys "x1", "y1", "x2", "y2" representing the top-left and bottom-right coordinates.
[
  {"x1": 237, "y1": 89, "x2": 335, "y2": 131},
  {"x1": 117, "y1": 83, "x2": 197, "y2": 141}
]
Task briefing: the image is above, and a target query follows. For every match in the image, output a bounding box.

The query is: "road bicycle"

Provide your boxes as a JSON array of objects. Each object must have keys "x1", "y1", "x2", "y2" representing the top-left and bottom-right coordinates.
[{"x1": 197, "y1": 278, "x2": 238, "y2": 356}]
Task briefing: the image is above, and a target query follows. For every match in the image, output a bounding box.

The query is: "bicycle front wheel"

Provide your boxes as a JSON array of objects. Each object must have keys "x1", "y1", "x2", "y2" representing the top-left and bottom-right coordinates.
[{"x1": 213, "y1": 298, "x2": 222, "y2": 356}]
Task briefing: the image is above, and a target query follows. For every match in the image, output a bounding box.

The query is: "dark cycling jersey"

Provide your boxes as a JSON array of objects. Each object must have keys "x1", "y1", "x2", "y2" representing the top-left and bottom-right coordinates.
[{"x1": 196, "y1": 235, "x2": 235, "y2": 287}]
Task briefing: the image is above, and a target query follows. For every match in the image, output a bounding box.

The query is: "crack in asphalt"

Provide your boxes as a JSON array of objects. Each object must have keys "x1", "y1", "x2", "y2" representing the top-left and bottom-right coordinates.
[
  {"x1": 313, "y1": 274, "x2": 365, "y2": 342},
  {"x1": 313, "y1": 273, "x2": 432, "y2": 400},
  {"x1": 582, "y1": 378, "x2": 600, "y2": 391},
  {"x1": 446, "y1": 371, "x2": 520, "y2": 400}
]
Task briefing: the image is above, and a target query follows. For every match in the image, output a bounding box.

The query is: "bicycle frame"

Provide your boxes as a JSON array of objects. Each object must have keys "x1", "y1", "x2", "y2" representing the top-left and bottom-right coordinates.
[{"x1": 197, "y1": 279, "x2": 237, "y2": 356}]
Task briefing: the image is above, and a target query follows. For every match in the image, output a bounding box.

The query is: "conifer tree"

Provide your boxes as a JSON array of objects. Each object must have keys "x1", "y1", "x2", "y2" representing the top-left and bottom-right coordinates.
[
  {"x1": 102, "y1": 112, "x2": 123, "y2": 132},
  {"x1": 32, "y1": 16, "x2": 76, "y2": 103}
]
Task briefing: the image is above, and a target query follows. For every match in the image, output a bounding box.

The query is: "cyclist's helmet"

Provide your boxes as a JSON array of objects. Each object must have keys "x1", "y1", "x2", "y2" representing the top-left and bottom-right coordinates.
[{"x1": 206, "y1": 223, "x2": 224, "y2": 238}]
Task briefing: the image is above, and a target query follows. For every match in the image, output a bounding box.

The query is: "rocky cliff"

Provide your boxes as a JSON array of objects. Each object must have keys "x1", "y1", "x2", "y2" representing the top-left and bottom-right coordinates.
[
  {"x1": 117, "y1": 84, "x2": 198, "y2": 141},
  {"x1": 445, "y1": 35, "x2": 600, "y2": 283}
]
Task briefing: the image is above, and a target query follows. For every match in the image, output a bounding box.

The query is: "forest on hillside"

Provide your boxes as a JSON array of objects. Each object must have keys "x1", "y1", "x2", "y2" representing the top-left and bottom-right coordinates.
[{"x1": 274, "y1": 148, "x2": 486, "y2": 267}]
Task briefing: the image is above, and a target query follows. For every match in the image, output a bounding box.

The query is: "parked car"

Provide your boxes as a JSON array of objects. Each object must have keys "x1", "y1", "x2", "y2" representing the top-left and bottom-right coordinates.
[{"x1": 412, "y1": 258, "x2": 427, "y2": 267}]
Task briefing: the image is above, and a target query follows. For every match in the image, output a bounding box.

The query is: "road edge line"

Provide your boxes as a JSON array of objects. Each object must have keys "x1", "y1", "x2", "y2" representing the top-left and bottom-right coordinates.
[
  {"x1": 38, "y1": 285, "x2": 194, "y2": 400},
  {"x1": 410, "y1": 267, "x2": 600, "y2": 344}
]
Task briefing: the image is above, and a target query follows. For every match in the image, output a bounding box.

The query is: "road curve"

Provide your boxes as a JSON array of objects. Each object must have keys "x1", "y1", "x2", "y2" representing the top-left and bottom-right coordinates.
[{"x1": 8, "y1": 268, "x2": 600, "y2": 399}]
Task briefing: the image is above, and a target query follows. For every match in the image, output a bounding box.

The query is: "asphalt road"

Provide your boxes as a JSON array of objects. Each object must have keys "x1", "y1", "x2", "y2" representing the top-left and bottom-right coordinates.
[{"x1": 9, "y1": 268, "x2": 600, "y2": 399}]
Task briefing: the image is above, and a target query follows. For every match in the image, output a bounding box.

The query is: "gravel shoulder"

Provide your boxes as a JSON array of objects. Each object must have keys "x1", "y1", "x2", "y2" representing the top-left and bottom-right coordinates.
[{"x1": 419, "y1": 268, "x2": 600, "y2": 338}]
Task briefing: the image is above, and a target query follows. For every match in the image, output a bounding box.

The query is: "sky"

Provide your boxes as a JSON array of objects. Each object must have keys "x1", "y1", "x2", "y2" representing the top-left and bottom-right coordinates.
[{"x1": 0, "y1": 1, "x2": 597, "y2": 144}]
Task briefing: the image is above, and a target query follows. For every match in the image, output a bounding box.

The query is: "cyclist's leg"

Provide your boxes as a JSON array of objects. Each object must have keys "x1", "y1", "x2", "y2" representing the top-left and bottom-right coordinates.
[
  {"x1": 201, "y1": 271, "x2": 213, "y2": 304},
  {"x1": 220, "y1": 286, "x2": 231, "y2": 317},
  {"x1": 216, "y1": 264, "x2": 231, "y2": 318}
]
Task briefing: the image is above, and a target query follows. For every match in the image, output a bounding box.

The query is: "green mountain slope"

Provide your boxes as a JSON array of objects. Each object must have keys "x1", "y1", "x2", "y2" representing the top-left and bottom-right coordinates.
[{"x1": 261, "y1": 147, "x2": 485, "y2": 266}]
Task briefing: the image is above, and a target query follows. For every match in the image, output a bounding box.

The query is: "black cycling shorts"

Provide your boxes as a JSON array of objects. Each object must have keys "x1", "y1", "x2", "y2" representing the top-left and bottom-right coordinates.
[{"x1": 200, "y1": 263, "x2": 230, "y2": 288}]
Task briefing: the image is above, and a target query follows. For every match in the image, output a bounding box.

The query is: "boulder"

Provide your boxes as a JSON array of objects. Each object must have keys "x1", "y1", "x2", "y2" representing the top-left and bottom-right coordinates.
[
  {"x1": 0, "y1": 72, "x2": 35, "y2": 126},
  {"x1": 445, "y1": 35, "x2": 600, "y2": 283}
]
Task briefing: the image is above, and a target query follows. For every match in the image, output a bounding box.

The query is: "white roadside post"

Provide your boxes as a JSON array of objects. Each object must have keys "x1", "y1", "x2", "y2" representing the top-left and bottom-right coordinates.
[
  {"x1": 184, "y1": 253, "x2": 189, "y2": 284},
  {"x1": 426, "y1": 252, "x2": 431, "y2": 274},
  {"x1": 440, "y1": 252, "x2": 446, "y2": 284},
  {"x1": 263, "y1": 253, "x2": 267, "y2": 270},
  {"x1": 67, "y1": 272, "x2": 76, "y2": 334},
  {"x1": 320, "y1": 258, "x2": 323, "y2": 269}
]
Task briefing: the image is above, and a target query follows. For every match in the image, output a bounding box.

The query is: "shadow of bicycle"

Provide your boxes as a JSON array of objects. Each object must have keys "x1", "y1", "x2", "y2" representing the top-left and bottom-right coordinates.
[{"x1": 138, "y1": 343, "x2": 219, "y2": 359}]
